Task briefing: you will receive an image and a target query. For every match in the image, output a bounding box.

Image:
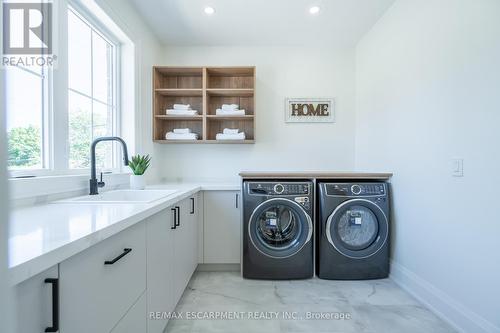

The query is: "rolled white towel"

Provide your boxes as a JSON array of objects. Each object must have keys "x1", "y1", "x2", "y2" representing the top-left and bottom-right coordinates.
[
  {"x1": 173, "y1": 104, "x2": 191, "y2": 110},
  {"x1": 166, "y1": 109, "x2": 198, "y2": 116},
  {"x1": 221, "y1": 104, "x2": 238, "y2": 111},
  {"x1": 173, "y1": 128, "x2": 191, "y2": 134},
  {"x1": 165, "y1": 132, "x2": 198, "y2": 140},
  {"x1": 215, "y1": 109, "x2": 245, "y2": 116},
  {"x1": 223, "y1": 128, "x2": 239, "y2": 135},
  {"x1": 215, "y1": 132, "x2": 246, "y2": 140}
]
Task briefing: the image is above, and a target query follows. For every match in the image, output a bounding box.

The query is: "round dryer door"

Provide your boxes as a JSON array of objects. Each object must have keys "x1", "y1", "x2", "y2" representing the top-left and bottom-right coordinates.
[
  {"x1": 326, "y1": 199, "x2": 388, "y2": 259},
  {"x1": 249, "y1": 198, "x2": 313, "y2": 259}
]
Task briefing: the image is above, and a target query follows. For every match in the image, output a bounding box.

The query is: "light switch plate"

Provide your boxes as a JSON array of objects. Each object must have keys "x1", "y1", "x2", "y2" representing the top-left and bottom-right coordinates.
[{"x1": 452, "y1": 158, "x2": 464, "y2": 177}]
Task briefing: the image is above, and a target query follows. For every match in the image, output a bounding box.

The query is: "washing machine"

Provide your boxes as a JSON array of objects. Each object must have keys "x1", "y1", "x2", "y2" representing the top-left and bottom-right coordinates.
[
  {"x1": 242, "y1": 180, "x2": 314, "y2": 279},
  {"x1": 317, "y1": 182, "x2": 390, "y2": 280}
]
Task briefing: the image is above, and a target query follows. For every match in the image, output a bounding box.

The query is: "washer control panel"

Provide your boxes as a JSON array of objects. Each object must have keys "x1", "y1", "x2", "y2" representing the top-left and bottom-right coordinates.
[
  {"x1": 325, "y1": 183, "x2": 386, "y2": 196},
  {"x1": 248, "y1": 182, "x2": 311, "y2": 196}
]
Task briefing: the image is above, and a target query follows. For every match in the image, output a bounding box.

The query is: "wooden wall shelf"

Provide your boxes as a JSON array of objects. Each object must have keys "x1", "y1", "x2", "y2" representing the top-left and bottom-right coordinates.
[
  {"x1": 155, "y1": 115, "x2": 203, "y2": 120},
  {"x1": 153, "y1": 66, "x2": 256, "y2": 143},
  {"x1": 155, "y1": 89, "x2": 203, "y2": 97},
  {"x1": 206, "y1": 89, "x2": 255, "y2": 97},
  {"x1": 206, "y1": 115, "x2": 254, "y2": 120}
]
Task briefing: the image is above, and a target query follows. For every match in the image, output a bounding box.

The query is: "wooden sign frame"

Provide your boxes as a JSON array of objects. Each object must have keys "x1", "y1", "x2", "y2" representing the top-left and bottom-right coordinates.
[{"x1": 285, "y1": 98, "x2": 335, "y2": 123}]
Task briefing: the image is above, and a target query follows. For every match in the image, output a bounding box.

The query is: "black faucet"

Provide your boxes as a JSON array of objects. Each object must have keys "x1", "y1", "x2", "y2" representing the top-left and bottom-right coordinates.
[{"x1": 89, "y1": 136, "x2": 129, "y2": 195}]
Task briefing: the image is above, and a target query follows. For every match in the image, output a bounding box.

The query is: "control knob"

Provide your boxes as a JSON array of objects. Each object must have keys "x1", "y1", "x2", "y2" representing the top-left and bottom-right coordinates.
[
  {"x1": 351, "y1": 185, "x2": 362, "y2": 195},
  {"x1": 274, "y1": 184, "x2": 285, "y2": 194}
]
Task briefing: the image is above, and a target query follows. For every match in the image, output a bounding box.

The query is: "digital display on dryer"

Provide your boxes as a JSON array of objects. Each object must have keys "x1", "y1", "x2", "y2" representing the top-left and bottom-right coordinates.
[
  {"x1": 249, "y1": 182, "x2": 310, "y2": 195},
  {"x1": 325, "y1": 183, "x2": 386, "y2": 196}
]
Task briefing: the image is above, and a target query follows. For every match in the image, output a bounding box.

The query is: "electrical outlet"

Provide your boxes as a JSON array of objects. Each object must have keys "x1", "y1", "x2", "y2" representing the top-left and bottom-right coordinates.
[{"x1": 452, "y1": 158, "x2": 464, "y2": 177}]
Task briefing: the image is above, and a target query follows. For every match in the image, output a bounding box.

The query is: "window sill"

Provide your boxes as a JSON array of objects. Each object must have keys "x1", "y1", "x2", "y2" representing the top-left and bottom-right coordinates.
[{"x1": 9, "y1": 172, "x2": 131, "y2": 202}]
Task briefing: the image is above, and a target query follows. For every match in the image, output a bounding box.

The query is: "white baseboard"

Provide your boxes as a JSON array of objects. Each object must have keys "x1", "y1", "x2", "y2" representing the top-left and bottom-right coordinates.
[
  {"x1": 196, "y1": 264, "x2": 241, "y2": 272},
  {"x1": 390, "y1": 260, "x2": 499, "y2": 333}
]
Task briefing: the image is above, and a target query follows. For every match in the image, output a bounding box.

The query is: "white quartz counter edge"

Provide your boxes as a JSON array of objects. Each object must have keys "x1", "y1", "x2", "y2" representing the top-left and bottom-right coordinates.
[
  {"x1": 9, "y1": 183, "x2": 240, "y2": 285},
  {"x1": 150, "y1": 183, "x2": 240, "y2": 191}
]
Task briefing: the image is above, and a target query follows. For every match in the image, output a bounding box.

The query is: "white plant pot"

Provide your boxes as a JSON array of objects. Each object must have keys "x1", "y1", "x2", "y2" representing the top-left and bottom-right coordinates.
[{"x1": 130, "y1": 175, "x2": 146, "y2": 190}]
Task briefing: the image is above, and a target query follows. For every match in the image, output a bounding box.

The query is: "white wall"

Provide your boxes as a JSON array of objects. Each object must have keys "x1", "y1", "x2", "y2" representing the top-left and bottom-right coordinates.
[
  {"x1": 355, "y1": 0, "x2": 500, "y2": 332},
  {"x1": 1, "y1": 81, "x2": 14, "y2": 333},
  {"x1": 158, "y1": 46, "x2": 356, "y2": 182},
  {"x1": 1, "y1": 6, "x2": 14, "y2": 331}
]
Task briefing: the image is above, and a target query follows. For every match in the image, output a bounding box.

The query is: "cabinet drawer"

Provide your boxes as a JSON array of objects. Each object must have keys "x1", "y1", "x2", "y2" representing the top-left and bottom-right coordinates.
[
  {"x1": 15, "y1": 265, "x2": 59, "y2": 333},
  {"x1": 111, "y1": 291, "x2": 147, "y2": 333},
  {"x1": 60, "y1": 222, "x2": 146, "y2": 333}
]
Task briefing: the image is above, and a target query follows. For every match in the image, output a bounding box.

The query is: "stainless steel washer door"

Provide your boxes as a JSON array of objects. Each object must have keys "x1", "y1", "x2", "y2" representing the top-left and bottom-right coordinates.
[
  {"x1": 249, "y1": 198, "x2": 313, "y2": 259},
  {"x1": 326, "y1": 199, "x2": 388, "y2": 259}
]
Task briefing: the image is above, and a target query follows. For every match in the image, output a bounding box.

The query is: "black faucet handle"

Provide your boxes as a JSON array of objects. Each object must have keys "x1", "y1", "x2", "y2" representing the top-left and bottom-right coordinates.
[{"x1": 98, "y1": 172, "x2": 105, "y2": 188}]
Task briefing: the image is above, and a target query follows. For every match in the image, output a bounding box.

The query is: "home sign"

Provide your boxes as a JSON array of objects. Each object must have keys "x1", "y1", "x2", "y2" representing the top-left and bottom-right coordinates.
[{"x1": 285, "y1": 98, "x2": 335, "y2": 123}]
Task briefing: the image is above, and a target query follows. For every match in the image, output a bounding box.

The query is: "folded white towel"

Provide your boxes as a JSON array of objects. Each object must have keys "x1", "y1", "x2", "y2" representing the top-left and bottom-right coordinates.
[
  {"x1": 223, "y1": 128, "x2": 239, "y2": 135},
  {"x1": 221, "y1": 104, "x2": 238, "y2": 111},
  {"x1": 216, "y1": 132, "x2": 246, "y2": 140},
  {"x1": 173, "y1": 104, "x2": 191, "y2": 110},
  {"x1": 215, "y1": 109, "x2": 245, "y2": 116},
  {"x1": 166, "y1": 109, "x2": 199, "y2": 116},
  {"x1": 173, "y1": 128, "x2": 191, "y2": 134},
  {"x1": 165, "y1": 132, "x2": 198, "y2": 140}
]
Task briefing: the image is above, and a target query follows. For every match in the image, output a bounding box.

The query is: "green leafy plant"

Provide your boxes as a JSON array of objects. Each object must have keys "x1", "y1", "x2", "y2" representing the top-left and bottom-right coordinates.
[{"x1": 128, "y1": 154, "x2": 151, "y2": 175}]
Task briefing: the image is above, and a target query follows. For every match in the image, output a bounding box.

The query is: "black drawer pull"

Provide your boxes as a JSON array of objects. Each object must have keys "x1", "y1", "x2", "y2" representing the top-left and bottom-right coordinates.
[
  {"x1": 104, "y1": 248, "x2": 132, "y2": 265},
  {"x1": 171, "y1": 207, "x2": 177, "y2": 229},
  {"x1": 175, "y1": 206, "x2": 180, "y2": 227},
  {"x1": 44, "y1": 278, "x2": 59, "y2": 332},
  {"x1": 175, "y1": 206, "x2": 181, "y2": 227},
  {"x1": 190, "y1": 197, "x2": 195, "y2": 214}
]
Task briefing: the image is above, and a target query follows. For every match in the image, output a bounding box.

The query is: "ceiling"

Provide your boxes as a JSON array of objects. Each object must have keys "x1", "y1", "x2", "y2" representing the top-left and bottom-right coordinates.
[{"x1": 128, "y1": 0, "x2": 396, "y2": 46}]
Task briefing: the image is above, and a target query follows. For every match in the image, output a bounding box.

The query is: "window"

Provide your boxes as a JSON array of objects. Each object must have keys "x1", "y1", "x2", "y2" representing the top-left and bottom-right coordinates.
[
  {"x1": 4, "y1": 3, "x2": 120, "y2": 177},
  {"x1": 5, "y1": 56, "x2": 50, "y2": 171},
  {"x1": 68, "y1": 7, "x2": 118, "y2": 170}
]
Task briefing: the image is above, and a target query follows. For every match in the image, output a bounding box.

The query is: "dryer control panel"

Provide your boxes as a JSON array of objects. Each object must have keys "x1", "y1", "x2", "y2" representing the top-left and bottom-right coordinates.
[
  {"x1": 248, "y1": 182, "x2": 311, "y2": 196},
  {"x1": 325, "y1": 183, "x2": 386, "y2": 197}
]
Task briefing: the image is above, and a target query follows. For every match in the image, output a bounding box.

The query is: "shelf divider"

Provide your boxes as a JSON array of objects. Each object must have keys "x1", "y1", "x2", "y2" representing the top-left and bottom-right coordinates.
[{"x1": 202, "y1": 67, "x2": 208, "y2": 141}]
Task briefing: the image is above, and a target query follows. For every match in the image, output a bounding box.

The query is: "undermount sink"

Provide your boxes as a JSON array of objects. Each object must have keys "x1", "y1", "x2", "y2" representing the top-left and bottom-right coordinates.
[{"x1": 57, "y1": 189, "x2": 178, "y2": 204}]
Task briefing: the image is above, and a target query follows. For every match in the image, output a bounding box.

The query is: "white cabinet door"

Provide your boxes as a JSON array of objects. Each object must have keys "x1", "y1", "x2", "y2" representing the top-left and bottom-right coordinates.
[
  {"x1": 148, "y1": 196, "x2": 200, "y2": 328},
  {"x1": 186, "y1": 193, "x2": 199, "y2": 274},
  {"x1": 15, "y1": 265, "x2": 59, "y2": 333},
  {"x1": 197, "y1": 191, "x2": 204, "y2": 263},
  {"x1": 60, "y1": 222, "x2": 146, "y2": 333},
  {"x1": 172, "y1": 201, "x2": 187, "y2": 304},
  {"x1": 111, "y1": 291, "x2": 147, "y2": 333},
  {"x1": 146, "y1": 207, "x2": 175, "y2": 333},
  {"x1": 203, "y1": 191, "x2": 241, "y2": 264},
  {"x1": 172, "y1": 197, "x2": 199, "y2": 305}
]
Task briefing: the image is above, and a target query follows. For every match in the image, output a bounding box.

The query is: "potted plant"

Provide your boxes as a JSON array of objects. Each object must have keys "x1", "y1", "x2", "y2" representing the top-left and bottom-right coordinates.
[{"x1": 128, "y1": 154, "x2": 151, "y2": 190}]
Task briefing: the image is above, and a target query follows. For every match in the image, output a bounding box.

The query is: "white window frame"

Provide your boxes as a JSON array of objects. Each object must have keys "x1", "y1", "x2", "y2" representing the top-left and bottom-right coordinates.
[
  {"x1": 67, "y1": 3, "x2": 122, "y2": 172},
  {"x1": 7, "y1": 0, "x2": 123, "y2": 179},
  {"x1": 5, "y1": 64, "x2": 52, "y2": 178}
]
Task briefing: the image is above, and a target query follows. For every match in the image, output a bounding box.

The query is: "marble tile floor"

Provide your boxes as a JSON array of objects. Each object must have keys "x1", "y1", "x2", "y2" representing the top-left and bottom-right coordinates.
[{"x1": 166, "y1": 271, "x2": 456, "y2": 333}]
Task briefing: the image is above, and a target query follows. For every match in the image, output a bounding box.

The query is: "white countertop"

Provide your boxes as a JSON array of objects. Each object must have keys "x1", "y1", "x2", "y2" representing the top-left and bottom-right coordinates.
[{"x1": 8, "y1": 182, "x2": 240, "y2": 285}]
